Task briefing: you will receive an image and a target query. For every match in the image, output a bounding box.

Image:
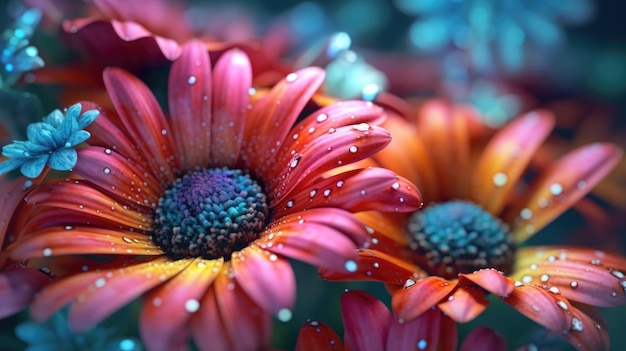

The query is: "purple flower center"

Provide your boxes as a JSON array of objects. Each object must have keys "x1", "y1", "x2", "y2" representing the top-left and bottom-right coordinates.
[
  {"x1": 152, "y1": 167, "x2": 269, "y2": 260},
  {"x1": 406, "y1": 200, "x2": 515, "y2": 279}
]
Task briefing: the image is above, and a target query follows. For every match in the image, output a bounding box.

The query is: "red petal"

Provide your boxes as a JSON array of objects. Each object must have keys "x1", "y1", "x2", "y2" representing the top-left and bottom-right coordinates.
[
  {"x1": 320, "y1": 249, "x2": 426, "y2": 286},
  {"x1": 190, "y1": 285, "x2": 232, "y2": 350},
  {"x1": 437, "y1": 284, "x2": 490, "y2": 323},
  {"x1": 82, "y1": 103, "x2": 140, "y2": 159},
  {"x1": 392, "y1": 276, "x2": 455, "y2": 321},
  {"x1": 471, "y1": 111, "x2": 554, "y2": 215},
  {"x1": 267, "y1": 100, "x2": 386, "y2": 183},
  {"x1": 103, "y1": 67, "x2": 178, "y2": 183},
  {"x1": 67, "y1": 257, "x2": 189, "y2": 332},
  {"x1": 341, "y1": 290, "x2": 391, "y2": 351},
  {"x1": 167, "y1": 41, "x2": 213, "y2": 170},
  {"x1": 241, "y1": 67, "x2": 325, "y2": 172},
  {"x1": 0, "y1": 267, "x2": 52, "y2": 318},
  {"x1": 387, "y1": 308, "x2": 458, "y2": 351},
  {"x1": 277, "y1": 167, "x2": 422, "y2": 215},
  {"x1": 210, "y1": 49, "x2": 252, "y2": 167},
  {"x1": 0, "y1": 176, "x2": 41, "y2": 245},
  {"x1": 460, "y1": 269, "x2": 516, "y2": 297},
  {"x1": 232, "y1": 245, "x2": 296, "y2": 316},
  {"x1": 512, "y1": 247, "x2": 626, "y2": 307},
  {"x1": 460, "y1": 326, "x2": 507, "y2": 351},
  {"x1": 296, "y1": 320, "x2": 345, "y2": 351},
  {"x1": 139, "y1": 257, "x2": 222, "y2": 351},
  {"x1": 509, "y1": 143, "x2": 622, "y2": 242},
  {"x1": 10, "y1": 226, "x2": 159, "y2": 259}
]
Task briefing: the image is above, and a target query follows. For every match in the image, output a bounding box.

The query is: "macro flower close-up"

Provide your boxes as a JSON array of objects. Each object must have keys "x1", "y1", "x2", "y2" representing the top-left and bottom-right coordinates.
[
  {"x1": 322, "y1": 100, "x2": 625, "y2": 350},
  {"x1": 1, "y1": 40, "x2": 420, "y2": 350}
]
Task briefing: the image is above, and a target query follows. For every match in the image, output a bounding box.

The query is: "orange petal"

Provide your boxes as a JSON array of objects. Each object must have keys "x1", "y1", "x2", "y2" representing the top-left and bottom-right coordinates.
[
  {"x1": 509, "y1": 143, "x2": 622, "y2": 243},
  {"x1": 392, "y1": 276, "x2": 455, "y2": 321},
  {"x1": 296, "y1": 320, "x2": 345, "y2": 351},
  {"x1": 139, "y1": 257, "x2": 222, "y2": 351},
  {"x1": 232, "y1": 245, "x2": 296, "y2": 316},
  {"x1": 320, "y1": 248, "x2": 426, "y2": 286},
  {"x1": 460, "y1": 269, "x2": 516, "y2": 297},
  {"x1": 471, "y1": 110, "x2": 554, "y2": 215},
  {"x1": 437, "y1": 283, "x2": 490, "y2": 323},
  {"x1": 210, "y1": 49, "x2": 252, "y2": 168},
  {"x1": 167, "y1": 41, "x2": 213, "y2": 169}
]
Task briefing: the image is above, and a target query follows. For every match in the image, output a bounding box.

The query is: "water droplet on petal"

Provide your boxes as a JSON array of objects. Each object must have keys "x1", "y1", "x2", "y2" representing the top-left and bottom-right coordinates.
[
  {"x1": 344, "y1": 260, "x2": 358, "y2": 272},
  {"x1": 316, "y1": 113, "x2": 328, "y2": 122},
  {"x1": 417, "y1": 339, "x2": 428, "y2": 350},
  {"x1": 277, "y1": 308, "x2": 292, "y2": 322},
  {"x1": 185, "y1": 299, "x2": 200, "y2": 313},
  {"x1": 103, "y1": 167, "x2": 111, "y2": 174},
  {"x1": 187, "y1": 75, "x2": 197, "y2": 84},
  {"x1": 349, "y1": 146, "x2": 358, "y2": 153}
]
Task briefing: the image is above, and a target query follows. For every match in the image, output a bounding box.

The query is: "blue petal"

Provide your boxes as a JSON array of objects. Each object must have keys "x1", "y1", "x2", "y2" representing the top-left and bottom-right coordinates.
[
  {"x1": 66, "y1": 130, "x2": 91, "y2": 147},
  {"x1": 42, "y1": 109, "x2": 64, "y2": 128},
  {"x1": 48, "y1": 148, "x2": 77, "y2": 171},
  {"x1": 2, "y1": 143, "x2": 31, "y2": 158},
  {"x1": 20, "y1": 154, "x2": 48, "y2": 178},
  {"x1": 77, "y1": 110, "x2": 100, "y2": 129},
  {"x1": 0, "y1": 158, "x2": 26, "y2": 175},
  {"x1": 58, "y1": 105, "x2": 80, "y2": 142},
  {"x1": 15, "y1": 321, "x2": 57, "y2": 344}
]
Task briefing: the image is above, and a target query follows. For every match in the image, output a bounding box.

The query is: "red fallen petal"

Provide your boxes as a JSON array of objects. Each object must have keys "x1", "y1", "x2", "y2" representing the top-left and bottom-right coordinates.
[
  {"x1": 320, "y1": 249, "x2": 426, "y2": 286},
  {"x1": 210, "y1": 49, "x2": 252, "y2": 168},
  {"x1": 167, "y1": 41, "x2": 213, "y2": 170},
  {"x1": 296, "y1": 320, "x2": 345, "y2": 351},
  {"x1": 213, "y1": 268, "x2": 272, "y2": 350},
  {"x1": 21, "y1": 177, "x2": 154, "y2": 228},
  {"x1": 190, "y1": 285, "x2": 232, "y2": 350},
  {"x1": 278, "y1": 167, "x2": 422, "y2": 215},
  {"x1": 241, "y1": 67, "x2": 325, "y2": 172},
  {"x1": 268, "y1": 100, "x2": 386, "y2": 182},
  {"x1": 231, "y1": 245, "x2": 296, "y2": 316},
  {"x1": 437, "y1": 284, "x2": 490, "y2": 323},
  {"x1": 387, "y1": 308, "x2": 458, "y2": 351},
  {"x1": 471, "y1": 110, "x2": 554, "y2": 215},
  {"x1": 0, "y1": 267, "x2": 52, "y2": 318},
  {"x1": 342, "y1": 290, "x2": 391, "y2": 351},
  {"x1": 9, "y1": 226, "x2": 160, "y2": 259},
  {"x1": 103, "y1": 67, "x2": 178, "y2": 183},
  {"x1": 66, "y1": 257, "x2": 190, "y2": 332},
  {"x1": 460, "y1": 326, "x2": 507, "y2": 351},
  {"x1": 460, "y1": 269, "x2": 516, "y2": 297},
  {"x1": 510, "y1": 143, "x2": 622, "y2": 243},
  {"x1": 392, "y1": 276, "x2": 455, "y2": 321},
  {"x1": 139, "y1": 257, "x2": 222, "y2": 351}
]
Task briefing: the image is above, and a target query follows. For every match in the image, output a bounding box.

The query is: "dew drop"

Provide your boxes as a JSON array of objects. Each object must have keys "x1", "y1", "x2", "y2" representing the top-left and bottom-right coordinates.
[
  {"x1": 344, "y1": 260, "x2": 358, "y2": 272},
  {"x1": 43, "y1": 248, "x2": 52, "y2": 257},
  {"x1": 104, "y1": 148, "x2": 112, "y2": 155},
  {"x1": 404, "y1": 278, "x2": 416, "y2": 288},
  {"x1": 94, "y1": 277, "x2": 106, "y2": 288},
  {"x1": 349, "y1": 146, "x2": 358, "y2": 153},
  {"x1": 391, "y1": 182, "x2": 400, "y2": 190},
  {"x1": 556, "y1": 300, "x2": 569, "y2": 310},
  {"x1": 570, "y1": 281, "x2": 579, "y2": 288},
  {"x1": 187, "y1": 75, "x2": 197, "y2": 84},
  {"x1": 277, "y1": 308, "x2": 292, "y2": 322},
  {"x1": 103, "y1": 167, "x2": 111, "y2": 174},
  {"x1": 285, "y1": 73, "x2": 298, "y2": 82},
  {"x1": 316, "y1": 113, "x2": 328, "y2": 122},
  {"x1": 352, "y1": 123, "x2": 371, "y2": 133},
  {"x1": 286, "y1": 200, "x2": 294, "y2": 208},
  {"x1": 119, "y1": 339, "x2": 137, "y2": 351},
  {"x1": 269, "y1": 254, "x2": 278, "y2": 262},
  {"x1": 550, "y1": 183, "x2": 563, "y2": 196},
  {"x1": 185, "y1": 299, "x2": 200, "y2": 313},
  {"x1": 571, "y1": 317, "x2": 584, "y2": 332},
  {"x1": 417, "y1": 339, "x2": 428, "y2": 350},
  {"x1": 492, "y1": 172, "x2": 507, "y2": 187}
]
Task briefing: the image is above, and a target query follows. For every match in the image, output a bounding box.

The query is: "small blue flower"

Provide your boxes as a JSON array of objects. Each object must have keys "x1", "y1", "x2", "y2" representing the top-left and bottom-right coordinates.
[
  {"x1": 0, "y1": 103, "x2": 99, "y2": 178},
  {"x1": 1, "y1": 6, "x2": 45, "y2": 87}
]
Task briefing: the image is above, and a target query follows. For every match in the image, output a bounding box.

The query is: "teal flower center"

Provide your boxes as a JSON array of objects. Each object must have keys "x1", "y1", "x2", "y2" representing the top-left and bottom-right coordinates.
[
  {"x1": 406, "y1": 200, "x2": 515, "y2": 279},
  {"x1": 152, "y1": 167, "x2": 269, "y2": 260}
]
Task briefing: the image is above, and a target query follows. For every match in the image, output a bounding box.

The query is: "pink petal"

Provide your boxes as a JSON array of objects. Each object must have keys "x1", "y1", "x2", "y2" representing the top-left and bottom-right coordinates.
[
  {"x1": 460, "y1": 269, "x2": 516, "y2": 297},
  {"x1": 509, "y1": 143, "x2": 622, "y2": 243},
  {"x1": 471, "y1": 110, "x2": 554, "y2": 215},
  {"x1": 167, "y1": 41, "x2": 213, "y2": 170},
  {"x1": 460, "y1": 326, "x2": 507, "y2": 351},
  {"x1": 387, "y1": 307, "x2": 458, "y2": 351},
  {"x1": 277, "y1": 166, "x2": 422, "y2": 216},
  {"x1": 241, "y1": 67, "x2": 325, "y2": 172},
  {"x1": 81, "y1": 103, "x2": 141, "y2": 159},
  {"x1": 0, "y1": 176, "x2": 41, "y2": 245},
  {"x1": 210, "y1": 49, "x2": 252, "y2": 167},
  {"x1": 392, "y1": 276, "x2": 455, "y2": 321},
  {"x1": 140, "y1": 257, "x2": 222, "y2": 351},
  {"x1": 190, "y1": 285, "x2": 232, "y2": 351},
  {"x1": 103, "y1": 67, "x2": 178, "y2": 183},
  {"x1": 61, "y1": 257, "x2": 189, "y2": 332},
  {"x1": 267, "y1": 100, "x2": 386, "y2": 183},
  {"x1": 0, "y1": 267, "x2": 52, "y2": 318},
  {"x1": 341, "y1": 290, "x2": 391, "y2": 351},
  {"x1": 231, "y1": 245, "x2": 296, "y2": 316}
]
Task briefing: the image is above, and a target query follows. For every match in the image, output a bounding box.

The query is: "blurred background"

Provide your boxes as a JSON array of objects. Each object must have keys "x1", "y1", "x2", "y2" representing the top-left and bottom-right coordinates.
[{"x1": 1, "y1": 0, "x2": 625, "y2": 350}]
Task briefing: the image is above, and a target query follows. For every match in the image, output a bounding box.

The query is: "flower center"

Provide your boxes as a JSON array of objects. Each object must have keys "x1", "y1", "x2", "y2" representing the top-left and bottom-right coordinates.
[
  {"x1": 406, "y1": 200, "x2": 515, "y2": 279},
  {"x1": 152, "y1": 167, "x2": 269, "y2": 260}
]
